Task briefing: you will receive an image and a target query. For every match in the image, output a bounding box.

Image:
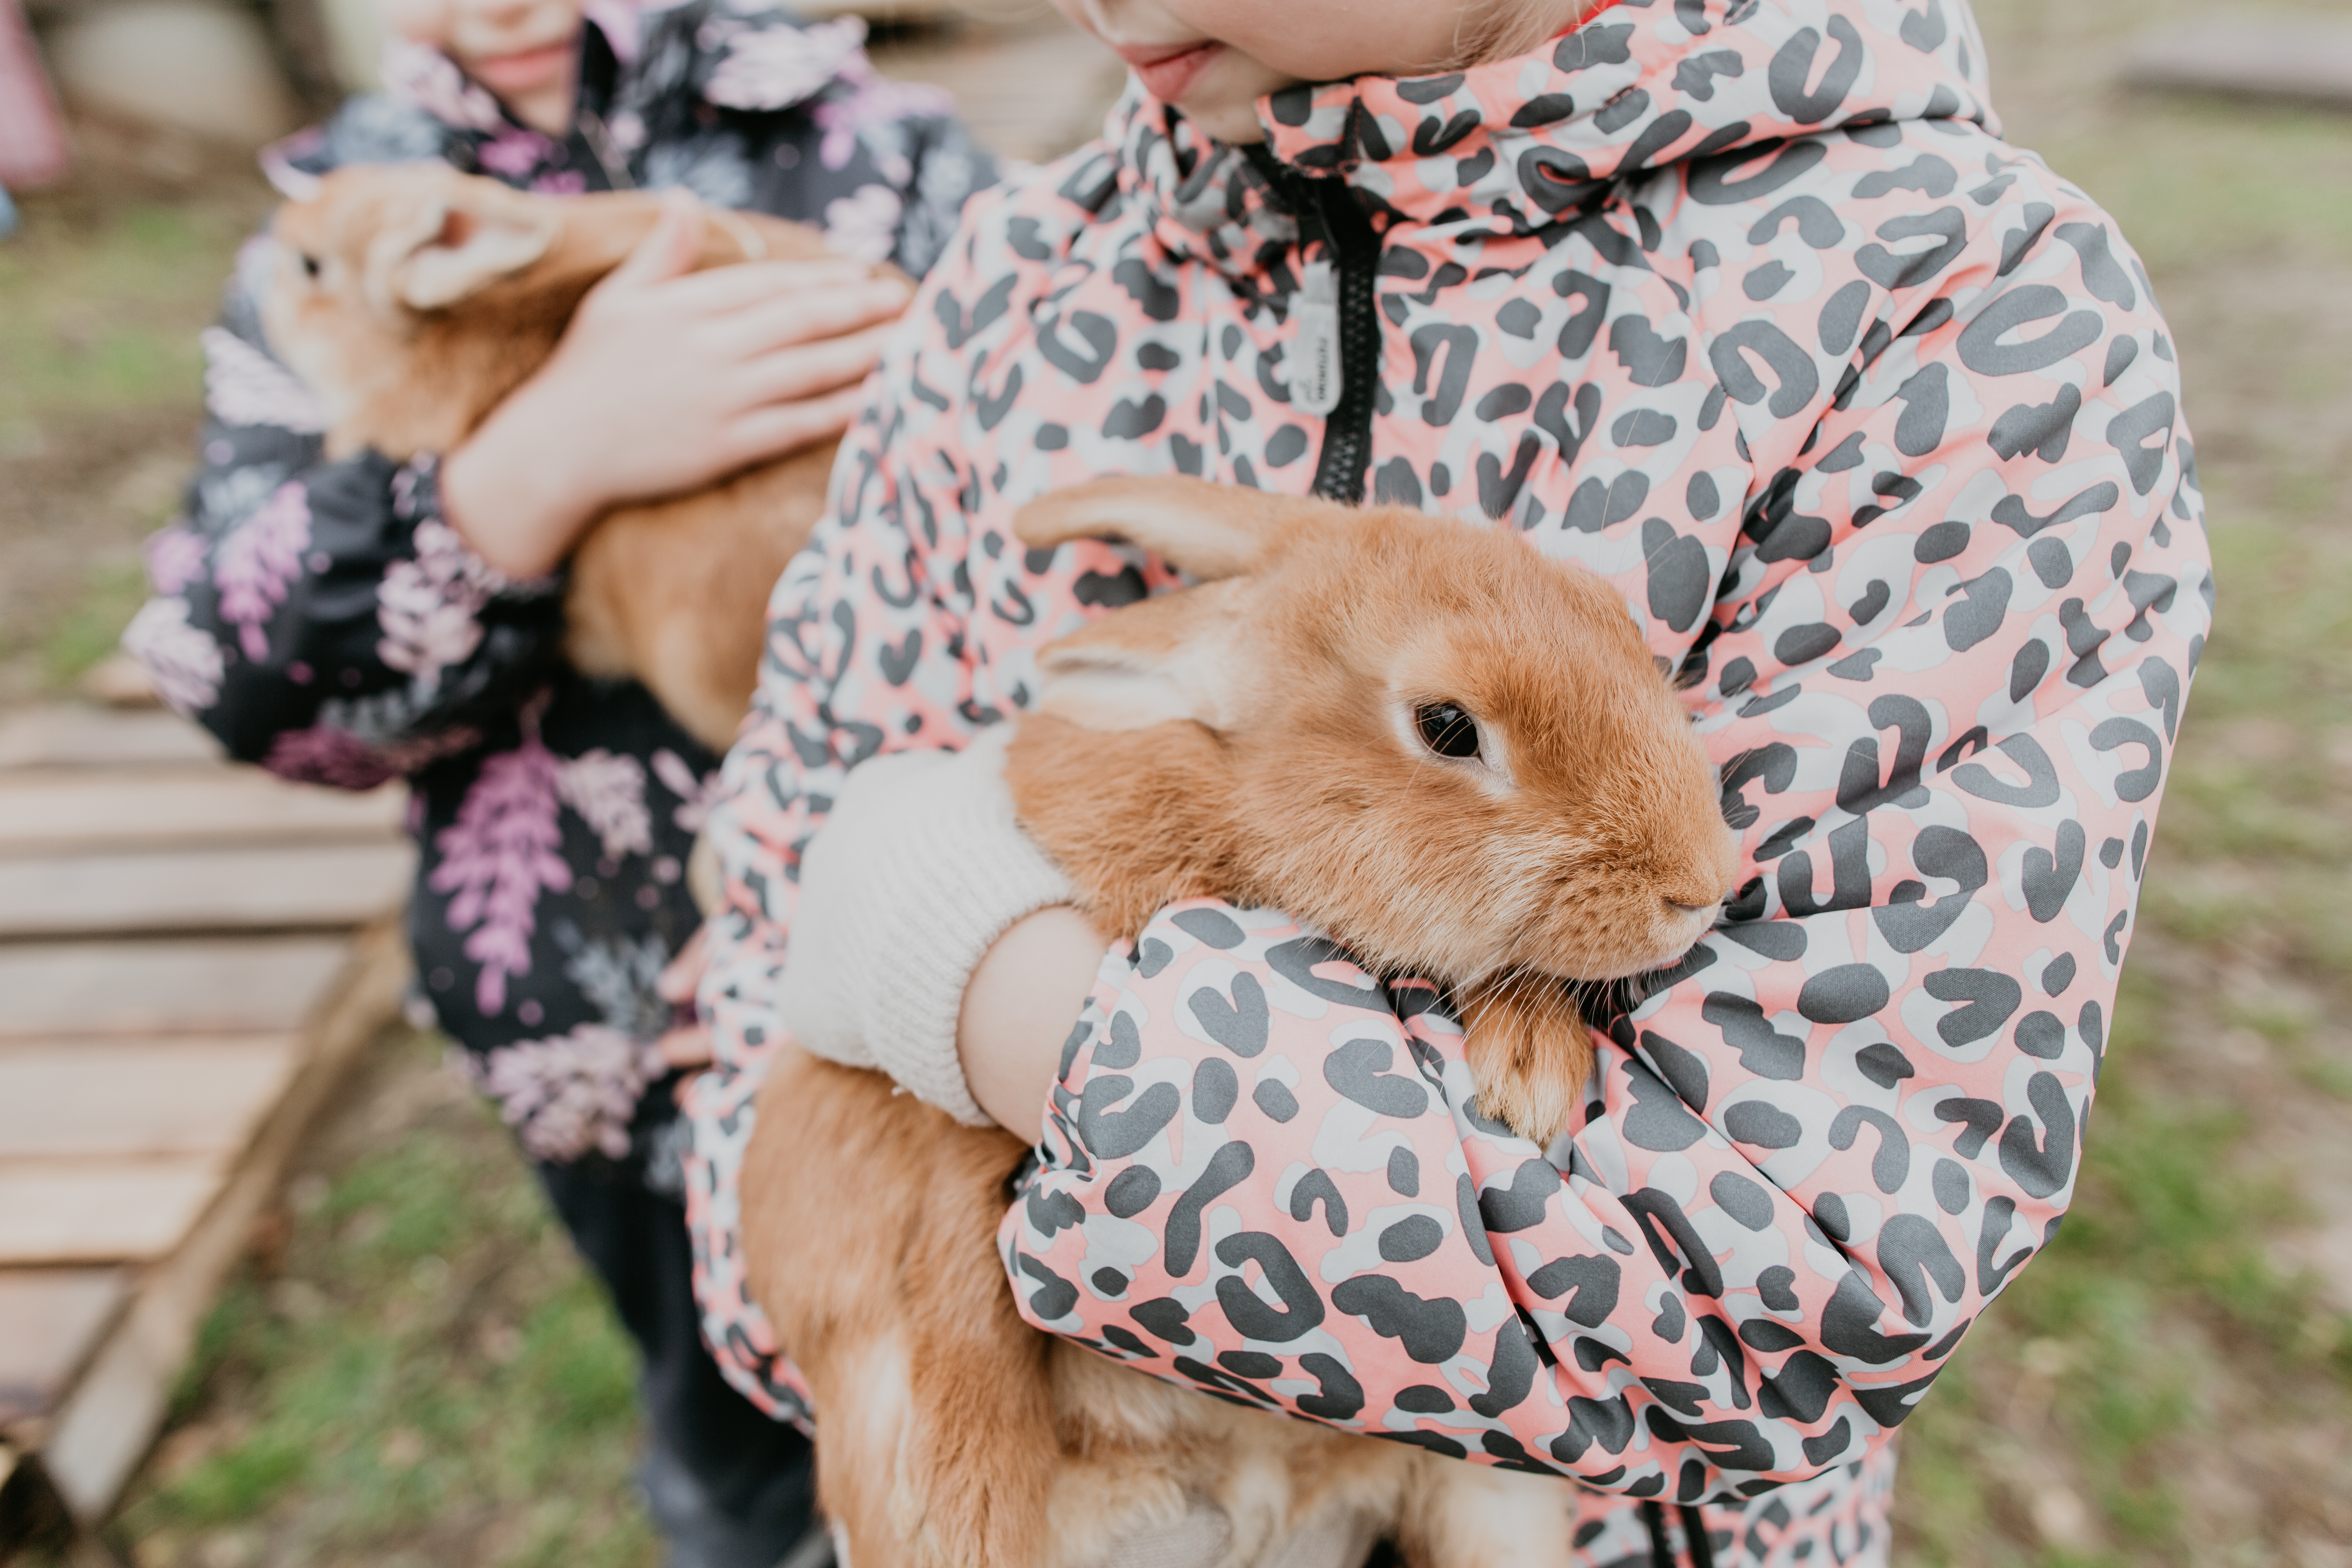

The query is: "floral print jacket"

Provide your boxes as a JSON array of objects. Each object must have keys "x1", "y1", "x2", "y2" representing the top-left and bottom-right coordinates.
[
  {"x1": 685, "y1": 0, "x2": 2210, "y2": 1559},
  {"x1": 126, "y1": 0, "x2": 995, "y2": 1186}
]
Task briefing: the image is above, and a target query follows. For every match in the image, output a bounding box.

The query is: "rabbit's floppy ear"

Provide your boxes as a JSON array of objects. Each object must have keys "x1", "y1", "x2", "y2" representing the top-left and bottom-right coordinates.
[
  {"x1": 366, "y1": 184, "x2": 557, "y2": 313},
  {"x1": 1035, "y1": 578, "x2": 1255, "y2": 733},
  {"x1": 1012, "y1": 475, "x2": 1331, "y2": 582}
]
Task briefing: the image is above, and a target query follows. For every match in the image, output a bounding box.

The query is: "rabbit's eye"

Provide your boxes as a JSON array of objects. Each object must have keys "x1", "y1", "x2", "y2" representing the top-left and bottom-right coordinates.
[
  {"x1": 1415, "y1": 702, "x2": 1481, "y2": 761},
  {"x1": 299, "y1": 252, "x2": 321, "y2": 280}
]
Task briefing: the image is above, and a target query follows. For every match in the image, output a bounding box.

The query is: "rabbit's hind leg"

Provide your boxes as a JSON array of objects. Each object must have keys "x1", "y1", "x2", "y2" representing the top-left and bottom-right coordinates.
[
  {"x1": 1394, "y1": 1458, "x2": 1578, "y2": 1568},
  {"x1": 796, "y1": 1331, "x2": 918, "y2": 1567},
  {"x1": 741, "y1": 1054, "x2": 1054, "y2": 1566},
  {"x1": 1042, "y1": 1348, "x2": 1236, "y2": 1568}
]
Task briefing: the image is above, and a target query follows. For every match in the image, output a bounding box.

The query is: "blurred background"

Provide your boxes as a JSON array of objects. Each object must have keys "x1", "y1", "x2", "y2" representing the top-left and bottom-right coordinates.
[{"x1": 0, "y1": 0, "x2": 2346, "y2": 1562}]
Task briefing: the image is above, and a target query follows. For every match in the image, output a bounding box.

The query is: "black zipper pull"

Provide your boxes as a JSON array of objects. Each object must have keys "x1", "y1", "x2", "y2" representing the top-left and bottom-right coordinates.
[
  {"x1": 1290, "y1": 257, "x2": 1343, "y2": 416},
  {"x1": 1642, "y1": 1500, "x2": 1676, "y2": 1566},
  {"x1": 1243, "y1": 143, "x2": 1382, "y2": 506}
]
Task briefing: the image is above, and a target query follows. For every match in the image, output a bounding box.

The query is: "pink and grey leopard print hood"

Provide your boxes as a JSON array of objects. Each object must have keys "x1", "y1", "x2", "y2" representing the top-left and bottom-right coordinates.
[
  {"x1": 687, "y1": 0, "x2": 2209, "y2": 1558},
  {"x1": 1121, "y1": 0, "x2": 1994, "y2": 278}
]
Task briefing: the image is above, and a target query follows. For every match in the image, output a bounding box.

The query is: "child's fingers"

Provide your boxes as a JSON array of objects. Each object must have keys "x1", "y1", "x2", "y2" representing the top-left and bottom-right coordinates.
[
  {"x1": 660, "y1": 257, "x2": 886, "y2": 314},
  {"x1": 723, "y1": 277, "x2": 914, "y2": 355},
  {"x1": 605, "y1": 188, "x2": 707, "y2": 289},
  {"x1": 656, "y1": 1025, "x2": 714, "y2": 1071},
  {"x1": 735, "y1": 322, "x2": 896, "y2": 406},
  {"x1": 717, "y1": 383, "x2": 868, "y2": 468},
  {"x1": 656, "y1": 924, "x2": 710, "y2": 1002}
]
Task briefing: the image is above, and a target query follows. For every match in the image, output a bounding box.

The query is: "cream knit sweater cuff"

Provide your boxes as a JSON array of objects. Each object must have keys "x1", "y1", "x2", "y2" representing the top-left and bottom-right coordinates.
[{"x1": 775, "y1": 727, "x2": 1074, "y2": 1127}]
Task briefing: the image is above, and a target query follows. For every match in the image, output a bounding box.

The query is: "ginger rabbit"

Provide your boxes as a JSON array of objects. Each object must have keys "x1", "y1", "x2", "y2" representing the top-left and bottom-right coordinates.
[
  {"x1": 259, "y1": 162, "x2": 903, "y2": 749},
  {"x1": 742, "y1": 477, "x2": 1741, "y2": 1568}
]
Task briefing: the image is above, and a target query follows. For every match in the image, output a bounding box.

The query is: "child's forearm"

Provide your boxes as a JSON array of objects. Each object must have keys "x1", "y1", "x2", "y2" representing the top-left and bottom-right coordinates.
[{"x1": 440, "y1": 395, "x2": 603, "y2": 580}]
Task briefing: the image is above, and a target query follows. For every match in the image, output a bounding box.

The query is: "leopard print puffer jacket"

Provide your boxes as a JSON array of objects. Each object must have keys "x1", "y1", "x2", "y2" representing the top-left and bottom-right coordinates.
[{"x1": 686, "y1": 1, "x2": 2210, "y2": 1560}]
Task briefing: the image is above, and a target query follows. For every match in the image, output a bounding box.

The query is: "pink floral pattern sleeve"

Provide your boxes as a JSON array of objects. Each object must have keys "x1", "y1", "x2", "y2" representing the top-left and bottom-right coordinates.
[{"x1": 688, "y1": 0, "x2": 2212, "y2": 1555}]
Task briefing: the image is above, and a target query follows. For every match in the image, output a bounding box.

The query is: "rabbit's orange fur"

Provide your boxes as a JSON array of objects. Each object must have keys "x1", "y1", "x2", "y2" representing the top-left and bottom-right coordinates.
[
  {"x1": 259, "y1": 163, "x2": 901, "y2": 749},
  {"x1": 1009, "y1": 477, "x2": 1739, "y2": 1138},
  {"x1": 742, "y1": 478, "x2": 1740, "y2": 1567}
]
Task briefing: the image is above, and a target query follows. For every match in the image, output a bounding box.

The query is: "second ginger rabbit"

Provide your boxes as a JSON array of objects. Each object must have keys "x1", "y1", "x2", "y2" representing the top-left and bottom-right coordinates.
[{"x1": 259, "y1": 162, "x2": 905, "y2": 750}]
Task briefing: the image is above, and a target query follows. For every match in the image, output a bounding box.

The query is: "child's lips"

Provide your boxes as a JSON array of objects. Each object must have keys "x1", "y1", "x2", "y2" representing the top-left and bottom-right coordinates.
[
  {"x1": 1116, "y1": 41, "x2": 1223, "y2": 103},
  {"x1": 467, "y1": 40, "x2": 574, "y2": 94}
]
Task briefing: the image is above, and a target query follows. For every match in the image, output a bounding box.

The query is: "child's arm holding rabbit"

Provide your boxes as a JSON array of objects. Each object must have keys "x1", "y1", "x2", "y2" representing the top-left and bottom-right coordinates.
[{"x1": 130, "y1": 202, "x2": 902, "y2": 779}]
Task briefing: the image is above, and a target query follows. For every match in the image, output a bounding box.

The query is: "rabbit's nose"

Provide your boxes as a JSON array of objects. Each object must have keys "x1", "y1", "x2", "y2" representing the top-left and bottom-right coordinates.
[{"x1": 1668, "y1": 886, "x2": 1737, "y2": 916}]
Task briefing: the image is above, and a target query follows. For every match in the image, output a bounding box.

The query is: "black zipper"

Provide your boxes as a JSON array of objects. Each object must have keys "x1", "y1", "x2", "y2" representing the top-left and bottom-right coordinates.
[
  {"x1": 1639, "y1": 1501, "x2": 1717, "y2": 1568},
  {"x1": 1245, "y1": 145, "x2": 1383, "y2": 506}
]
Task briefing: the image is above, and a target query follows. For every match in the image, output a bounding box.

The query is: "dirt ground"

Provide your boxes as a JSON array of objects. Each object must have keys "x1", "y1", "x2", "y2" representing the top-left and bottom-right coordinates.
[{"x1": 2, "y1": 2, "x2": 2348, "y2": 1565}]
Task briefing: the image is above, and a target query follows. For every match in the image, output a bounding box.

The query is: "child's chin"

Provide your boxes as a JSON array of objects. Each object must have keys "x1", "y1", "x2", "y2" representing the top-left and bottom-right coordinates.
[{"x1": 1179, "y1": 95, "x2": 1274, "y2": 145}]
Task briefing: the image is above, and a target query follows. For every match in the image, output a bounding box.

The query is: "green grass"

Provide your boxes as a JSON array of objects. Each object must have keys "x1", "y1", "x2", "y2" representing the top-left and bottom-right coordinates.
[
  {"x1": 42, "y1": 558, "x2": 154, "y2": 685},
  {"x1": 2034, "y1": 105, "x2": 2352, "y2": 276},
  {"x1": 2138, "y1": 521, "x2": 2352, "y2": 975},
  {"x1": 1899, "y1": 990, "x2": 2352, "y2": 1563},
  {"x1": 0, "y1": 166, "x2": 267, "y2": 698},
  {"x1": 0, "y1": 196, "x2": 258, "y2": 442},
  {"x1": 110, "y1": 1030, "x2": 660, "y2": 1568},
  {"x1": 1893, "y1": 9, "x2": 2352, "y2": 1558}
]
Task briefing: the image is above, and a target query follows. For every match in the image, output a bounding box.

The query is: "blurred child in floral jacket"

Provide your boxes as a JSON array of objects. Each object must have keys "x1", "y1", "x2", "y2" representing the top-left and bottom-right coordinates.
[{"x1": 127, "y1": 0, "x2": 994, "y2": 1560}]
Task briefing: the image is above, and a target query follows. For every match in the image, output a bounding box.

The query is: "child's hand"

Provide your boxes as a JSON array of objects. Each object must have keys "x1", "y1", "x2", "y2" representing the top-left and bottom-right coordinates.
[
  {"x1": 442, "y1": 189, "x2": 914, "y2": 579},
  {"x1": 657, "y1": 924, "x2": 715, "y2": 1087}
]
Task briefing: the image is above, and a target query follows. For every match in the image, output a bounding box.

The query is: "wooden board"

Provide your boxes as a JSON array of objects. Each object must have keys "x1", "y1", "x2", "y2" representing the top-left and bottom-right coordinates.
[
  {"x1": 0, "y1": 1038, "x2": 302, "y2": 1160},
  {"x1": 0, "y1": 1272, "x2": 128, "y2": 1431},
  {"x1": 0, "y1": 842, "x2": 416, "y2": 940},
  {"x1": 0, "y1": 770, "x2": 405, "y2": 855},
  {"x1": 39, "y1": 923, "x2": 410, "y2": 1520},
  {"x1": 0, "y1": 937, "x2": 357, "y2": 1040},
  {"x1": 2124, "y1": 19, "x2": 2352, "y2": 105},
  {"x1": 0, "y1": 708, "x2": 223, "y2": 773},
  {"x1": 0, "y1": 1160, "x2": 230, "y2": 1268},
  {"x1": 0, "y1": 697, "x2": 422, "y2": 1535}
]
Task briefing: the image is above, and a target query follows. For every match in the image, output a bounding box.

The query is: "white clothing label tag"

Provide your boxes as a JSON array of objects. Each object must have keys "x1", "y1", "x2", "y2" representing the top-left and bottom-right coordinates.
[{"x1": 1288, "y1": 260, "x2": 1342, "y2": 418}]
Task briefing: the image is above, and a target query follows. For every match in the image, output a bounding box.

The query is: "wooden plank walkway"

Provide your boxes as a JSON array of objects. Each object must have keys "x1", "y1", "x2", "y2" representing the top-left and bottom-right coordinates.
[{"x1": 0, "y1": 702, "x2": 412, "y2": 1537}]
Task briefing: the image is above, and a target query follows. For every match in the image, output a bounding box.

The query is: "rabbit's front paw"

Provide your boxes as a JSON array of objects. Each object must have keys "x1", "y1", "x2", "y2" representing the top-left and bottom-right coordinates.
[{"x1": 1460, "y1": 978, "x2": 1591, "y2": 1149}]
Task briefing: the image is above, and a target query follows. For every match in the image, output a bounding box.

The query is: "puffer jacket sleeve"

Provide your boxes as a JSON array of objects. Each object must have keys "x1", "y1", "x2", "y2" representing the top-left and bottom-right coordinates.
[
  {"x1": 125, "y1": 244, "x2": 566, "y2": 784},
  {"x1": 997, "y1": 172, "x2": 2211, "y2": 1496}
]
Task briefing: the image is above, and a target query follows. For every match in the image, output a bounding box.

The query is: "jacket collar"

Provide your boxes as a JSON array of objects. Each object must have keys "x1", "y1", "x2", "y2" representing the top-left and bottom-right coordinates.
[{"x1": 1111, "y1": 0, "x2": 1997, "y2": 277}]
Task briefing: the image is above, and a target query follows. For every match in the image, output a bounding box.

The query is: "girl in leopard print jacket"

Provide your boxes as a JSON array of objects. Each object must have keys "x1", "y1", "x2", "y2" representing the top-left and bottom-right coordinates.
[{"x1": 685, "y1": 0, "x2": 2210, "y2": 1562}]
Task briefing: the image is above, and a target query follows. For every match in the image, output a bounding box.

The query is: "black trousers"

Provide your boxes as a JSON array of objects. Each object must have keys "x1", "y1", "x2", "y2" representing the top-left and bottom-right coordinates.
[{"x1": 538, "y1": 1159, "x2": 818, "y2": 1568}]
